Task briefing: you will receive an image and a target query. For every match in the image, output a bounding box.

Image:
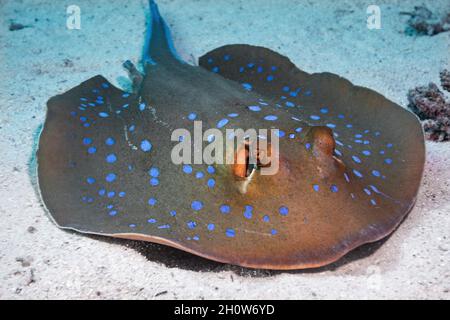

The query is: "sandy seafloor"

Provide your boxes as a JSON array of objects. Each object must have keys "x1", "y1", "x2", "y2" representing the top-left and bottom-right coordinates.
[{"x1": 0, "y1": 0, "x2": 449, "y2": 299}]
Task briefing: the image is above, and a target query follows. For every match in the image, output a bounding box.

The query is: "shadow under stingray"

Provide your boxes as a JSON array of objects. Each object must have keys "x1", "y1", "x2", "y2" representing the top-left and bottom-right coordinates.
[{"x1": 87, "y1": 232, "x2": 390, "y2": 277}]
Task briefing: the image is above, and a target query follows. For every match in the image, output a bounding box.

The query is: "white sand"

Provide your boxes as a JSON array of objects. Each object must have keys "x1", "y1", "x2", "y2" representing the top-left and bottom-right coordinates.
[{"x1": 0, "y1": 0, "x2": 449, "y2": 299}]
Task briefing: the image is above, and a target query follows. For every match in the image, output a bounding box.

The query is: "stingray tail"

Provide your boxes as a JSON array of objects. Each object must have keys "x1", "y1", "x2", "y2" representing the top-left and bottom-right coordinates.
[{"x1": 143, "y1": 0, "x2": 183, "y2": 65}]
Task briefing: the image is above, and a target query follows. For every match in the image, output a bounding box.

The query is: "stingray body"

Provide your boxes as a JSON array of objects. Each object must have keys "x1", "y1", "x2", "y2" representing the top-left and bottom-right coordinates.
[{"x1": 37, "y1": 1, "x2": 425, "y2": 269}]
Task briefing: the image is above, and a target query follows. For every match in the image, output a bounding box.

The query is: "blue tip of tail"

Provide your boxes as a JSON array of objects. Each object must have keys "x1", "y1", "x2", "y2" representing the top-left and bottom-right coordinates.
[{"x1": 143, "y1": 0, "x2": 184, "y2": 65}]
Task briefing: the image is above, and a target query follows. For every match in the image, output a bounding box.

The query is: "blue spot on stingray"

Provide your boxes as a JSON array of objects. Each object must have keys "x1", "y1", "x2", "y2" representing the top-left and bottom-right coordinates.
[
  {"x1": 207, "y1": 223, "x2": 215, "y2": 231},
  {"x1": 264, "y1": 115, "x2": 278, "y2": 121},
  {"x1": 170, "y1": 210, "x2": 177, "y2": 217},
  {"x1": 370, "y1": 199, "x2": 377, "y2": 206},
  {"x1": 98, "y1": 189, "x2": 106, "y2": 196},
  {"x1": 147, "y1": 218, "x2": 157, "y2": 224},
  {"x1": 129, "y1": 125, "x2": 135, "y2": 132},
  {"x1": 364, "y1": 188, "x2": 372, "y2": 195},
  {"x1": 226, "y1": 229, "x2": 235, "y2": 238},
  {"x1": 101, "y1": 83, "x2": 109, "y2": 88},
  {"x1": 247, "y1": 63, "x2": 254, "y2": 68},
  {"x1": 335, "y1": 149, "x2": 342, "y2": 156},
  {"x1": 263, "y1": 215, "x2": 270, "y2": 222},
  {"x1": 158, "y1": 224, "x2": 170, "y2": 229},
  {"x1": 191, "y1": 201, "x2": 203, "y2": 211},
  {"x1": 295, "y1": 127, "x2": 303, "y2": 133},
  {"x1": 224, "y1": 54, "x2": 230, "y2": 61},
  {"x1": 248, "y1": 105, "x2": 261, "y2": 112},
  {"x1": 326, "y1": 123, "x2": 336, "y2": 129},
  {"x1": 140, "y1": 140, "x2": 152, "y2": 152},
  {"x1": 305, "y1": 143, "x2": 311, "y2": 150},
  {"x1": 372, "y1": 170, "x2": 381, "y2": 177},
  {"x1": 109, "y1": 210, "x2": 117, "y2": 216},
  {"x1": 187, "y1": 113, "x2": 197, "y2": 120},
  {"x1": 220, "y1": 205, "x2": 230, "y2": 214},
  {"x1": 353, "y1": 169, "x2": 363, "y2": 178},
  {"x1": 330, "y1": 185, "x2": 339, "y2": 193},
  {"x1": 107, "y1": 204, "x2": 114, "y2": 209},
  {"x1": 98, "y1": 112, "x2": 109, "y2": 118},
  {"x1": 242, "y1": 83, "x2": 252, "y2": 91},
  {"x1": 106, "y1": 154, "x2": 117, "y2": 163},
  {"x1": 244, "y1": 205, "x2": 253, "y2": 219},
  {"x1": 267, "y1": 75, "x2": 274, "y2": 81},
  {"x1": 150, "y1": 178, "x2": 159, "y2": 186},
  {"x1": 196, "y1": 171, "x2": 204, "y2": 179},
  {"x1": 139, "y1": 103, "x2": 146, "y2": 111},
  {"x1": 217, "y1": 118, "x2": 229, "y2": 128},
  {"x1": 118, "y1": 191, "x2": 126, "y2": 197},
  {"x1": 271, "y1": 229, "x2": 278, "y2": 235},
  {"x1": 313, "y1": 184, "x2": 319, "y2": 192},
  {"x1": 310, "y1": 115, "x2": 320, "y2": 120},
  {"x1": 106, "y1": 173, "x2": 116, "y2": 182},
  {"x1": 275, "y1": 130, "x2": 285, "y2": 138},
  {"x1": 212, "y1": 66, "x2": 219, "y2": 73},
  {"x1": 86, "y1": 177, "x2": 95, "y2": 185},
  {"x1": 187, "y1": 221, "x2": 197, "y2": 229},
  {"x1": 362, "y1": 150, "x2": 371, "y2": 156},
  {"x1": 386, "y1": 143, "x2": 393, "y2": 148},
  {"x1": 283, "y1": 86, "x2": 290, "y2": 92},
  {"x1": 352, "y1": 155, "x2": 362, "y2": 163},
  {"x1": 289, "y1": 134, "x2": 295, "y2": 139},
  {"x1": 105, "y1": 137, "x2": 115, "y2": 146},
  {"x1": 239, "y1": 67, "x2": 244, "y2": 73},
  {"x1": 149, "y1": 167, "x2": 160, "y2": 177},
  {"x1": 183, "y1": 165, "x2": 193, "y2": 174},
  {"x1": 279, "y1": 206, "x2": 289, "y2": 216},
  {"x1": 355, "y1": 134, "x2": 363, "y2": 138},
  {"x1": 87, "y1": 147, "x2": 97, "y2": 154},
  {"x1": 320, "y1": 107, "x2": 329, "y2": 114},
  {"x1": 83, "y1": 137, "x2": 92, "y2": 145},
  {"x1": 122, "y1": 104, "x2": 129, "y2": 109},
  {"x1": 257, "y1": 66, "x2": 263, "y2": 73},
  {"x1": 207, "y1": 178, "x2": 215, "y2": 188},
  {"x1": 228, "y1": 113, "x2": 239, "y2": 118},
  {"x1": 384, "y1": 158, "x2": 393, "y2": 164},
  {"x1": 285, "y1": 101, "x2": 295, "y2": 107},
  {"x1": 148, "y1": 198, "x2": 157, "y2": 206},
  {"x1": 207, "y1": 166, "x2": 215, "y2": 174},
  {"x1": 107, "y1": 191, "x2": 115, "y2": 198},
  {"x1": 344, "y1": 172, "x2": 350, "y2": 182},
  {"x1": 207, "y1": 58, "x2": 213, "y2": 64},
  {"x1": 346, "y1": 124, "x2": 353, "y2": 128}
]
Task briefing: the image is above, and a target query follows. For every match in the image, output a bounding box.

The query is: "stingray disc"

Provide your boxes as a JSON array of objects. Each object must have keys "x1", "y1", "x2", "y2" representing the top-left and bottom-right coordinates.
[{"x1": 37, "y1": 1, "x2": 425, "y2": 270}]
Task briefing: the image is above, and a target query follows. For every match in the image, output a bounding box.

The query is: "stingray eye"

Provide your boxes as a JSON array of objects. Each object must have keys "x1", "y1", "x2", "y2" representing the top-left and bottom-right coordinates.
[
  {"x1": 233, "y1": 145, "x2": 256, "y2": 178},
  {"x1": 233, "y1": 141, "x2": 272, "y2": 178},
  {"x1": 310, "y1": 126, "x2": 336, "y2": 156}
]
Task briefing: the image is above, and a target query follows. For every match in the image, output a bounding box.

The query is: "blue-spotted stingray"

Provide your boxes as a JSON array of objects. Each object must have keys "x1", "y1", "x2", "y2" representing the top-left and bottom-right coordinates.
[{"x1": 37, "y1": 1, "x2": 425, "y2": 270}]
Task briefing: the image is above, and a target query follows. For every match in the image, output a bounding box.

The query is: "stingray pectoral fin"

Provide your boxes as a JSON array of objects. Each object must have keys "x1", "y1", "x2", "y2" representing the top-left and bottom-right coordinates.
[{"x1": 37, "y1": 75, "x2": 158, "y2": 232}]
